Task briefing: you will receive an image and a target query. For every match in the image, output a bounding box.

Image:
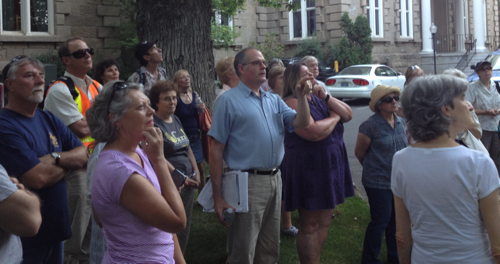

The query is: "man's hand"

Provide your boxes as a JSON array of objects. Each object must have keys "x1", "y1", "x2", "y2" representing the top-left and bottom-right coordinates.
[
  {"x1": 295, "y1": 74, "x2": 315, "y2": 97},
  {"x1": 214, "y1": 196, "x2": 235, "y2": 227}
]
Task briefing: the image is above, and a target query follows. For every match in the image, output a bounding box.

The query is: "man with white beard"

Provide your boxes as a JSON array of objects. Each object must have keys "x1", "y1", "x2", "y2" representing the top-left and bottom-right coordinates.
[{"x1": 0, "y1": 56, "x2": 87, "y2": 263}]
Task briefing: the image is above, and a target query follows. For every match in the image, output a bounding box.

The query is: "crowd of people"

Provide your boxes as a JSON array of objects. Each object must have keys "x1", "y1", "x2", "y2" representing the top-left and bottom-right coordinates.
[{"x1": 0, "y1": 35, "x2": 500, "y2": 264}]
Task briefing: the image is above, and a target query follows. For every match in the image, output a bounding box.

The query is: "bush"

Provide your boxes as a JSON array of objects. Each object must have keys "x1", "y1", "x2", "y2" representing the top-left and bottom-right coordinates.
[
  {"x1": 252, "y1": 33, "x2": 285, "y2": 62},
  {"x1": 325, "y1": 13, "x2": 373, "y2": 70}
]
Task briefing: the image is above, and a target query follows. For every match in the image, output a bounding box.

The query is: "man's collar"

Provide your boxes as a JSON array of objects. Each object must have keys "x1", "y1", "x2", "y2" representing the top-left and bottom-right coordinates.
[{"x1": 237, "y1": 81, "x2": 269, "y2": 98}]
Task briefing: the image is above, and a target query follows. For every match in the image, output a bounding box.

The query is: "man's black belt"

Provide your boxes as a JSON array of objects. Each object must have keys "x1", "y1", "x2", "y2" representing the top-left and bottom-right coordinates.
[{"x1": 242, "y1": 168, "x2": 279, "y2": 175}]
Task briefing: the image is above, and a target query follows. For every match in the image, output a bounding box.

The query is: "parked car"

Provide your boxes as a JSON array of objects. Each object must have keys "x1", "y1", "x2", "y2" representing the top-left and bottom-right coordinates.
[
  {"x1": 467, "y1": 49, "x2": 500, "y2": 85},
  {"x1": 279, "y1": 57, "x2": 336, "y2": 82},
  {"x1": 325, "y1": 64, "x2": 405, "y2": 99}
]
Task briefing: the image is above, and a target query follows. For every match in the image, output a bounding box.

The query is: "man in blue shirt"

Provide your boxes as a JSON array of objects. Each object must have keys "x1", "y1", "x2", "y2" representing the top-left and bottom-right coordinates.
[
  {"x1": 0, "y1": 56, "x2": 87, "y2": 263},
  {"x1": 208, "y1": 47, "x2": 312, "y2": 264}
]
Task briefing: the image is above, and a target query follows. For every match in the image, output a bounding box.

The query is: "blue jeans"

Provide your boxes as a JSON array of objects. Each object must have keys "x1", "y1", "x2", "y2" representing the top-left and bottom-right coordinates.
[
  {"x1": 22, "y1": 241, "x2": 64, "y2": 264},
  {"x1": 361, "y1": 187, "x2": 398, "y2": 264}
]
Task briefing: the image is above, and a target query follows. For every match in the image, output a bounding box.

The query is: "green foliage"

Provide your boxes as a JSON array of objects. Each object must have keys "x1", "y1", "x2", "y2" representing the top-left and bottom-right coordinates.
[
  {"x1": 294, "y1": 37, "x2": 323, "y2": 58},
  {"x1": 185, "y1": 196, "x2": 370, "y2": 263},
  {"x1": 36, "y1": 53, "x2": 64, "y2": 78},
  {"x1": 212, "y1": 0, "x2": 246, "y2": 16},
  {"x1": 211, "y1": 22, "x2": 239, "y2": 48},
  {"x1": 258, "y1": 0, "x2": 300, "y2": 10},
  {"x1": 327, "y1": 13, "x2": 373, "y2": 69},
  {"x1": 251, "y1": 33, "x2": 285, "y2": 62}
]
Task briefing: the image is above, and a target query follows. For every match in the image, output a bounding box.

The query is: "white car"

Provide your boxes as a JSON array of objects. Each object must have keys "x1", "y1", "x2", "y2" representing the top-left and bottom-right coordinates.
[{"x1": 325, "y1": 64, "x2": 406, "y2": 99}]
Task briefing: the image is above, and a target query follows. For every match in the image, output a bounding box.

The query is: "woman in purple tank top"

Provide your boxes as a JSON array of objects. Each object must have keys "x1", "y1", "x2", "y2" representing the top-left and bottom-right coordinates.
[{"x1": 87, "y1": 81, "x2": 187, "y2": 264}]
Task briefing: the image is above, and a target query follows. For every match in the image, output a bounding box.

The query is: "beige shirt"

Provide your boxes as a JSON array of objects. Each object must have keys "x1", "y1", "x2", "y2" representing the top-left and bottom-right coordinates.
[{"x1": 466, "y1": 80, "x2": 500, "y2": 131}]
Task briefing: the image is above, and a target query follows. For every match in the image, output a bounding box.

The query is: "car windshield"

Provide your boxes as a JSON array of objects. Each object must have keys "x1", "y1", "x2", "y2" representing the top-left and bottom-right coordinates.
[
  {"x1": 488, "y1": 54, "x2": 500, "y2": 70},
  {"x1": 338, "y1": 66, "x2": 371, "y2": 76}
]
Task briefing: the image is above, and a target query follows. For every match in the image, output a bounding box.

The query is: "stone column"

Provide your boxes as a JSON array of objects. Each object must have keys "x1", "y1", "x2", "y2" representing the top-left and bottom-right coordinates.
[
  {"x1": 421, "y1": 0, "x2": 433, "y2": 53},
  {"x1": 455, "y1": 0, "x2": 466, "y2": 52},
  {"x1": 473, "y1": 0, "x2": 487, "y2": 52}
]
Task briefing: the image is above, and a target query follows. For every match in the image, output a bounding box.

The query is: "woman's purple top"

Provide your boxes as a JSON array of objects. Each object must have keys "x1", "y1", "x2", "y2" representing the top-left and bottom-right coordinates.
[{"x1": 92, "y1": 147, "x2": 175, "y2": 263}]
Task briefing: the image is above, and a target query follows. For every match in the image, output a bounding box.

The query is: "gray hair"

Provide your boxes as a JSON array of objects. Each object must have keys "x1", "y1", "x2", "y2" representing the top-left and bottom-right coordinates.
[
  {"x1": 86, "y1": 81, "x2": 141, "y2": 143},
  {"x1": 234, "y1": 47, "x2": 258, "y2": 77},
  {"x1": 2, "y1": 56, "x2": 44, "y2": 84},
  {"x1": 401, "y1": 75, "x2": 468, "y2": 142},
  {"x1": 442, "y1": 68, "x2": 467, "y2": 79},
  {"x1": 300, "y1": 55, "x2": 318, "y2": 65}
]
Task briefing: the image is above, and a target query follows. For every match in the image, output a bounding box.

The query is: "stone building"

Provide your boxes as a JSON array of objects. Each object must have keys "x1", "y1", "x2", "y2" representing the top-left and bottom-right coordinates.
[
  {"x1": 217, "y1": 0, "x2": 499, "y2": 74},
  {"x1": 0, "y1": 0, "x2": 123, "y2": 71},
  {"x1": 0, "y1": 0, "x2": 498, "y2": 76}
]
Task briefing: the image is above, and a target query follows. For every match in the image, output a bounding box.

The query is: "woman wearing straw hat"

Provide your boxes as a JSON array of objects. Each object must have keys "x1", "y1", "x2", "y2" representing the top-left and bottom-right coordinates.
[{"x1": 355, "y1": 85, "x2": 408, "y2": 264}]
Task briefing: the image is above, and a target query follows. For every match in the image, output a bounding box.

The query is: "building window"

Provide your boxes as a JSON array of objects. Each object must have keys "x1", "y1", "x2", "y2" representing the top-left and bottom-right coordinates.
[
  {"x1": 214, "y1": 11, "x2": 233, "y2": 27},
  {"x1": 289, "y1": 0, "x2": 315, "y2": 40},
  {"x1": 366, "y1": 0, "x2": 383, "y2": 38},
  {"x1": 1, "y1": 0, "x2": 54, "y2": 35},
  {"x1": 400, "y1": 0, "x2": 413, "y2": 38}
]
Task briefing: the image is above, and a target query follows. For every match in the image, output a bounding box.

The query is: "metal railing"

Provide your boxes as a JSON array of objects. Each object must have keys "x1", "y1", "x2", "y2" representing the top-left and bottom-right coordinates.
[
  {"x1": 434, "y1": 33, "x2": 474, "y2": 53},
  {"x1": 455, "y1": 38, "x2": 476, "y2": 70}
]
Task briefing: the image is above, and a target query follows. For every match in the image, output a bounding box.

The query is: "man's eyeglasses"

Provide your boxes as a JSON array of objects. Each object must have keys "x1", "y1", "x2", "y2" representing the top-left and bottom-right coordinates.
[
  {"x1": 107, "y1": 81, "x2": 128, "y2": 113},
  {"x1": 66, "y1": 48, "x2": 94, "y2": 59},
  {"x1": 242, "y1": 60, "x2": 267, "y2": 67},
  {"x1": 380, "y1": 95, "x2": 400, "y2": 103}
]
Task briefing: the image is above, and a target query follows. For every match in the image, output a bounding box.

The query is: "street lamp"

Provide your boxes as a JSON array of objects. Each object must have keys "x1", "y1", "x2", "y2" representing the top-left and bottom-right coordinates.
[{"x1": 430, "y1": 23, "x2": 438, "y2": 74}]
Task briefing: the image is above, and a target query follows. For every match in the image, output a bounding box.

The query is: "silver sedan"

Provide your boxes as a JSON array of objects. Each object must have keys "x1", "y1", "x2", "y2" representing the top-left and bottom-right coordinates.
[{"x1": 326, "y1": 64, "x2": 406, "y2": 99}]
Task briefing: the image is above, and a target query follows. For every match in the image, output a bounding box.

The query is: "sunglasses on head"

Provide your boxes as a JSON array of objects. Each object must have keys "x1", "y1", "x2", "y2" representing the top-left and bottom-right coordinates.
[
  {"x1": 107, "y1": 81, "x2": 129, "y2": 113},
  {"x1": 380, "y1": 95, "x2": 399, "y2": 103},
  {"x1": 408, "y1": 65, "x2": 420, "y2": 71},
  {"x1": 66, "y1": 48, "x2": 94, "y2": 59},
  {"x1": 2, "y1": 55, "x2": 28, "y2": 81}
]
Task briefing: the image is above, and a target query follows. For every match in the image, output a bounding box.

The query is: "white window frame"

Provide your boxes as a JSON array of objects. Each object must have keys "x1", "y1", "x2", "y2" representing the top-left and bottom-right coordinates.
[
  {"x1": 399, "y1": 0, "x2": 413, "y2": 38},
  {"x1": 288, "y1": 0, "x2": 315, "y2": 40},
  {"x1": 0, "y1": 0, "x2": 54, "y2": 36},
  {"x1": 214, "y1": 10, "x2": 233, "y2": 27},
  {"x1": 366, "y1": 0, "x2": 383, "y2": 38}
]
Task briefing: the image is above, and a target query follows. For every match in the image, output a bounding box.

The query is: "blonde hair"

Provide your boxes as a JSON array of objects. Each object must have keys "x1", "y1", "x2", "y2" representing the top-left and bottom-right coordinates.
[{"x1": 215, "y1": 57, "x2": 235, "y2": 85}]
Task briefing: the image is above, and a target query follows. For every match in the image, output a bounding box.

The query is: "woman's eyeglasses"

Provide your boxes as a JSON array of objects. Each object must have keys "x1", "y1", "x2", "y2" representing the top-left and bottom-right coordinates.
[
  {"x1": 107, "y1": 81, "x2": 128, "y2": 113},
  {"x1": 380, "y1": 95, "x2": 400, "y2": 103},
  {"x1": 66, "y1": 48, "x2": 94, "y2": 59}
]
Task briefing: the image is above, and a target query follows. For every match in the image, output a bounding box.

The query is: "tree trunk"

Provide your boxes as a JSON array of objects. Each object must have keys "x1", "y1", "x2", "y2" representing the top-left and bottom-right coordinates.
[{"x1": 136, "y1": 0, "x2": 216, "y2": 106}]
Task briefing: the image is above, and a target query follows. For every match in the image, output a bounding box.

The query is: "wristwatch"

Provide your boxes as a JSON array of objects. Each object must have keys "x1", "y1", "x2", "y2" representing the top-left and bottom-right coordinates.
[{"x1": 51, "y1": 152, "x2": 61, "y2": 166}]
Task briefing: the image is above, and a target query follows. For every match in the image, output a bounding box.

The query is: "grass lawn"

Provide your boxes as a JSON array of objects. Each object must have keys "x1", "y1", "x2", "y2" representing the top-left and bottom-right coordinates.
[{"x1": 185, "y1": 196, "x2": 372, "y2": 264}]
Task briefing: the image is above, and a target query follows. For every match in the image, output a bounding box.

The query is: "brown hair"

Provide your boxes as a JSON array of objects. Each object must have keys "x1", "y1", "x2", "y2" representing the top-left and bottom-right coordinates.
[{"x1": 149, "y1": 80, "x2": 177, "y2": 111}]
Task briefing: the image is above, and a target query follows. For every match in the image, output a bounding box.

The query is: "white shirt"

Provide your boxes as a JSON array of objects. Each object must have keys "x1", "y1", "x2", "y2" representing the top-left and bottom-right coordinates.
[
  {"x1": 391, "y1": 146, "x2": 499, "y2": 263},
  {"x1": 466, "y1": 80, "x2": 500, "y2": 131}
]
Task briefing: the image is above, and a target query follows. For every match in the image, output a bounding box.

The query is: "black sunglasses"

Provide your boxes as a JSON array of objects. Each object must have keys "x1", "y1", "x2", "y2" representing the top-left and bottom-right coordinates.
[
  {"x1": 380, "y1": 95, "x2": 400, "y2": 103},
  {"x1": 107, "y1": 81, "x2": 129, "y2": 113},
  {"x1": 66, "y1": 48, "x2": 94, "y2": 59}
]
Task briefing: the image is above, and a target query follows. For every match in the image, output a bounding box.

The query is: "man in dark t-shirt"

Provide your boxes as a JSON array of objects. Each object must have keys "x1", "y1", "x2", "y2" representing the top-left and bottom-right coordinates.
[{"x1": 0, "y1": 56, "x2": 87, "y2": 263}]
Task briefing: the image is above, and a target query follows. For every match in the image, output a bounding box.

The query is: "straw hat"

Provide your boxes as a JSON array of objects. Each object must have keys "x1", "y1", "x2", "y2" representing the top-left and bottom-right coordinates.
[{"x1": 369, "y1": 85, "x2": 401, "y2": 112}]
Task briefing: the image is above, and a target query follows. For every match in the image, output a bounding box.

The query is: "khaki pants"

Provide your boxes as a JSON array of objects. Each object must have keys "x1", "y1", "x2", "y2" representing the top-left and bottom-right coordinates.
[
  {"x1": 64, "y1": 169, "x2": 92, "y2": 263},
  {"x1": 177, "y1": 186, "x2": 195, "y2": 253},
  {"x1": 227, "y1": 171, "x2": 282, "y2": 264},
  {"x1": 481, "y1": 130, "x2": 500, "y2": 176}
]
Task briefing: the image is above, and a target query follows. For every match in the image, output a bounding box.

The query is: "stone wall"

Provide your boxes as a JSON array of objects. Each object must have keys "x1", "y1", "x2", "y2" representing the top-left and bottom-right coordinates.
[{"x1": 0, "y1": 0, "x2": 123, "y2": 68}]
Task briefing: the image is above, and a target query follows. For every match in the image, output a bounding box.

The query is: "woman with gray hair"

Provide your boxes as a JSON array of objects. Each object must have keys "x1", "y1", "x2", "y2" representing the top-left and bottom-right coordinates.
[
  {"x1": 301, "y1": 55, "x2": 326, "y2": 90},
  {"x1": 392, "y1": 75, "x2": 500, "y2": 263},
  {"x1": 86, "y1": 81, "x2": 186, "y2": 263}
]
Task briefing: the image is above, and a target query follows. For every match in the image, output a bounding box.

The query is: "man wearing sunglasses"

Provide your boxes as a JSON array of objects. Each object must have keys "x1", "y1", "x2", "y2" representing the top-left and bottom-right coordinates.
[
  {"x1": 43, "y1": 37, "x2": 102, "y2": 263},
  {"x1": 466, "y1": 61, "x2": 500, "y2": 175},
  {"x1": 0, "y1": 56, "x2": 87, "y2": 263},
  {"x1": 127, "y1": 40, "x2": 168, "y2": 95}
]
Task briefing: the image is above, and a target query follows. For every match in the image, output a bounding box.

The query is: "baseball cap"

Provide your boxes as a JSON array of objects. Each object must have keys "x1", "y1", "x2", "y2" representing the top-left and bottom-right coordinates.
[
  {"x1": 134, "y1": 40, "x2": 157, "y2": 62},
  {"x1": 474, "y1": 61, "x2": 492, "y2": 72}
]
